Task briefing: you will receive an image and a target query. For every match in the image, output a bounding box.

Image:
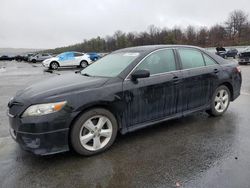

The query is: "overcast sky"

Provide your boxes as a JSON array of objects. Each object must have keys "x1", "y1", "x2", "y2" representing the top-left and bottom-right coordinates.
[{"x1": 0, "y1": 0, "x2": 249, "y2": 49}]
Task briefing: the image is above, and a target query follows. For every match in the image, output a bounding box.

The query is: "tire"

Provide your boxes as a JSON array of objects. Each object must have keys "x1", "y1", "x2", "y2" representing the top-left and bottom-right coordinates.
[
  {"x1": 80, "y1": 60, "x2": 88, "y2": 68},
  {"x1": 50, "y1": 61, "x2": 59, "y2": 70},
  {"x1": 70, "y1": 108, "x2": 118, "y2": 156},
  {"x1": 206, "y1": 85, "x2": 231, "y2": 116},
  {"x1": 31, "y1": 59, "x2": 36, "y2": 63}
]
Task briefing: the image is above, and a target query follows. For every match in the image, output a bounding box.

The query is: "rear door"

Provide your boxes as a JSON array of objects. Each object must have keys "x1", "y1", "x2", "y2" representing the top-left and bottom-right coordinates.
[
  {"x1": 122, "y1": 49, "x2": 182, "y2": 128},
  {"x1": 73, "y1": 52, "x2": 84, "y2": 65},
  {"x1": 177, "y1": 48, "x2": 211, "y2": 111}
]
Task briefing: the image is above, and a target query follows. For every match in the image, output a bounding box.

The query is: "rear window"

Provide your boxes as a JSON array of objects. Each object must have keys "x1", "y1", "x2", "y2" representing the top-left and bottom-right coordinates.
[
  {"x1": 178, "y1": 49, "x2": 205, "y2": 69},
  {"x1": 203, "y1": 54, "x2": 217, "y2": 66}
]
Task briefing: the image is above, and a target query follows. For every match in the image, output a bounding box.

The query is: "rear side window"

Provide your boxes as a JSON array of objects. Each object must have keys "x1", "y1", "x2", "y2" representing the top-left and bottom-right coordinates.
[
  {"x1": 74, "y1": 52, "x2": 83, "y2": 57},
  {"x1": 178, "y1": 49, "x2": 205, "y2": 69},
  {"x1": 136, "y1": 49, "x2": 176, "y2": 75},
  {"x1": 203, "y1": 54, "x2": 217, "y2": 66}
]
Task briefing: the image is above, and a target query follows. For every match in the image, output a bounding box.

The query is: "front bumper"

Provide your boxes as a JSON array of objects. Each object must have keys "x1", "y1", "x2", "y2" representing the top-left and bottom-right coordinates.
[
  {"x1": 42, "y1": 63, "x2": 50, "y2": 68},
  {"x1": 238, "y1": 57, "x2": 249, "y2": 63},
  {"x1": 10, "y1": 128, "x2": 69, "y2": 155},
  {"x1": 8, "y1": 109, "x2": 74, "y2": 155}
]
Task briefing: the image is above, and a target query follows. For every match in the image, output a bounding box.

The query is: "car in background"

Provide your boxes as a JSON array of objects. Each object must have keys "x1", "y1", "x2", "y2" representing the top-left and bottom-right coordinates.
[
  {"x1": 15, "y1": 54, "x2": 33, "y2": 61},
  {"x1": 28, "y1": 53, "x2": 52, "y2": 63},
  {"x1": 42, "y1": 51, "x2": 92, "y2": 70},
  {"x1": 216, "y1": 47, "x2": 238, "y2": 59},
  {"x1": 87, "y1": 52, "x2": 101, "y2": 61},
  {"x1": 0, "y1": 55, "x2": 14, "y2": 61},
  {"x1": 238, "y1": 47, "x2": 250, "y2": 65},
  {"x1": 22, "y1": 53, "x2": 35, "y2": 61},
  {"x1": 8, "y1": 45, "x2": 242, "y2": 156}
]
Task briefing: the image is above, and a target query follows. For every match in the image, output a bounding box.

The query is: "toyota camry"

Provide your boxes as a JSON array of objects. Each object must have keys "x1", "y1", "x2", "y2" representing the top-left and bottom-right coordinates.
[{"x1": 7, "y1": 45, "x2": 242, "y2": 156}]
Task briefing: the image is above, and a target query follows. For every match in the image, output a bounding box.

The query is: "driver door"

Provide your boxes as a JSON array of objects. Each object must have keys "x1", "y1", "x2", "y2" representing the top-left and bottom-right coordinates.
[{"x1": 122, "y1": 49, "x2": 182, "y2": 129}]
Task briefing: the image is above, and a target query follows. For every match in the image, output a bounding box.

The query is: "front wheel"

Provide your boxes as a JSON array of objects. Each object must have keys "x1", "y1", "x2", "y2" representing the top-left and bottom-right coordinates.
[
  {"x1": 207, "y1": 85, "x2": 230, "y2": 116},
  {"x1": 70, "y1": 108, "x2": 118, "y2": 156},
  {"x1": 50, "y1": 62, "x2": 59, "y2": 70}
]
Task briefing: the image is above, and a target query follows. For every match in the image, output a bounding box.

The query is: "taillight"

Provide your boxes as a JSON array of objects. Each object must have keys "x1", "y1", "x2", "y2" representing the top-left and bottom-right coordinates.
[{"x1": 236, "y1": 66, "x2": 241, "y2": 73}]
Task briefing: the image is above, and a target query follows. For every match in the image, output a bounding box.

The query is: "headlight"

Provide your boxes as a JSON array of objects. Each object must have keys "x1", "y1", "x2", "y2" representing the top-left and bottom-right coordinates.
[{"x1": 22, "y1": 101, "x2": 67, "y2": 117}]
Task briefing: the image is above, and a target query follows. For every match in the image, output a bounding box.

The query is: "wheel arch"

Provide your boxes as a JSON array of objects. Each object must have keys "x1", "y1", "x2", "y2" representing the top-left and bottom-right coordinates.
[
  {"x1": 50, "y1": 61, "x2": 60, "y2": 67},
  {"x1": 80, "y1": 59, "x2": 89, "y2": 65},
  {"x1": 68, "y1": 103, "x2": 122, "y2": 146},
  {"x1": 219, "y1": 82, "x2": 234, "y2": 101}
]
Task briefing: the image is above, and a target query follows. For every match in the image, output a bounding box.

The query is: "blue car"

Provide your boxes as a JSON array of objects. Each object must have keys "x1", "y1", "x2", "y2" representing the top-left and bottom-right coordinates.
[{"x1": 87, "y1": 52, "x2": 101, "y2": 61}]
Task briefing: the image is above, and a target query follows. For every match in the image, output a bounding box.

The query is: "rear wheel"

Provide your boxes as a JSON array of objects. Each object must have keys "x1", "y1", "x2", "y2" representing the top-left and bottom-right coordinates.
[
  {"x1": 207, "y1": 85, "x2": 230, "y2": 116},
  {"x1": 31, "y1": 59, "x2": 36, "y2": 63},
  {"x1": 80, "y1": 60, "x2": 88, "y2": 68},
  {"x1": 70, "y1": 108, "x2": 118, "y2": 156}
]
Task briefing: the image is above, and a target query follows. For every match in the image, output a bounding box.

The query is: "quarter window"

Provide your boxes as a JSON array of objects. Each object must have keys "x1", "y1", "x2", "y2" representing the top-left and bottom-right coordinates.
[
  {"x1": 203, "y1": 54, "x2": 217, "y2": 66},
  {"x1": 74, "y1": 52, "x2": 83, "y2": 57},
  {"x1": 178, "y1": 49, "x2": 205, "y2": 69},
  {"x1": 135, "y1": 49, "x2": 176, "y2": 75}
]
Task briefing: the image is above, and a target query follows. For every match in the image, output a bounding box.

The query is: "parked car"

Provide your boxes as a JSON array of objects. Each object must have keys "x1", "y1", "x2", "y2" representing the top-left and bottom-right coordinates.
[
  {"x1": 0, "y1": 55, "x2": 14, "y2": 61},
  {"x1": 42, "y1": 51, "x2": 92, "y2": 70},
  {"x1": 23, "y1": 53, "x2": 35, "y2": 61},
  {"x1": 216, "y1": 47, "x2": 238, "y2": 59},
  {"x1": 87, "y1": 52, "x2": 101, "y2": 61},
  {"x1": 238, "y1": 47, "x2": 250, "y2": 65},
  {"x1": 28, "y1": 53, "x2": 52, "y2": 63},
  {"x1": 7, "y1": 45, "x2": 242, "y2": 156},
  {"x1": 15, "y1": 55, "x2": 26, "y2": 62}
]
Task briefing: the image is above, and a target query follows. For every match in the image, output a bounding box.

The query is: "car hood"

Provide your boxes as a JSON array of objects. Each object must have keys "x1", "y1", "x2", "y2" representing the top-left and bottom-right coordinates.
[{"x1": 14, "y1": 73, "x2": 109, "y2": 102}]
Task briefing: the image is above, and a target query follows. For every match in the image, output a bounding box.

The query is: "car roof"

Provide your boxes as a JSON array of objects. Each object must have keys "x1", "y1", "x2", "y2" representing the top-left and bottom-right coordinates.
[{"x1": 114, "y1": 45, "x2": 204, "y2": 53}]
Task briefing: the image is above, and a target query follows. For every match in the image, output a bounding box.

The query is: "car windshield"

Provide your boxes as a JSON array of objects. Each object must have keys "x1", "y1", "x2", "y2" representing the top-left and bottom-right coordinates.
[
  {"x1": 81, "y1": 52, "x2": 140, "y2": 77},
  {"x1": 56, "y1": 52, "x2": 67, "y2": 57}
]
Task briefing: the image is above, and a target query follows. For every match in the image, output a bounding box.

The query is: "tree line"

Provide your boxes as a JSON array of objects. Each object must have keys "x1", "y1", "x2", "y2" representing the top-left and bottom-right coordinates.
[{"x1": 46, "y1": 10, "x2": 250, "y2": 54}]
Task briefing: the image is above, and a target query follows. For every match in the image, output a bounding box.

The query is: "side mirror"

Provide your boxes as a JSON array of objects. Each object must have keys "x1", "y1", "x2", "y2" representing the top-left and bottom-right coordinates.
[{"x1": 131, "y1": 69, "x2": 150, "y2": 81}]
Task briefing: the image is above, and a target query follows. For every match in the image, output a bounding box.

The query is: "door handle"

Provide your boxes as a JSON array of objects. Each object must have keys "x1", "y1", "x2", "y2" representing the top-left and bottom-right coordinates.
[
  {"x1": 172, "y1": 76, "x2": 182, "y2": 84},
  {"x1": 214, "y1": 69, "x2": 219, "y2": 74}
]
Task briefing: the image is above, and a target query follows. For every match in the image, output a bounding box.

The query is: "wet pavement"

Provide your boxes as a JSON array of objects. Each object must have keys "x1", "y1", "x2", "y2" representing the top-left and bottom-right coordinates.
[{"x1": 0, "y1": 61, "x2": 250, "y2": 188}]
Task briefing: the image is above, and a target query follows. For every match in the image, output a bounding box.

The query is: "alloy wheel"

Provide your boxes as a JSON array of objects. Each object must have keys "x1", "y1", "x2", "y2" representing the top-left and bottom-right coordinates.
[
  {"x1": 79, "y1": 115, "x2": 113, "y2": 151},
  {"x1": 214, "y1": 89, "x2": 229, "y2": 113},
  {"x1": 80, "y1": 61, "x2": 88, "y2": 68},
  {"x1": 51, "y1": 62, "x2": 58, "y2": 70}
]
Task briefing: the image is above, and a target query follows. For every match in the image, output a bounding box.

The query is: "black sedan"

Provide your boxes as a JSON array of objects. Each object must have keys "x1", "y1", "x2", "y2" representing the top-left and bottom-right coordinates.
[
  {"x1": 216, "y1": 48, "x2": 238, "y2": 59},
  {"x1": 238, "y1": 47, "x2": 250, "y2": 65},
  {"x1": 0, "y1": 55, "x2": 14, "y2": 61},
  {"x1": 7, "y1": 45, "x2": 242, "y2": 156}
]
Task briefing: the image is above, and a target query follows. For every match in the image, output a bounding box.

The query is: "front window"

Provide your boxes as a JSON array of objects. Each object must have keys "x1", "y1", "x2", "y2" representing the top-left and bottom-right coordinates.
[
  {"x1": 135, "y1": 49, "x2": 176, "y2": 75},
  {"x1": 81, "y1": 52, "x2": 140, "y2": 77}
]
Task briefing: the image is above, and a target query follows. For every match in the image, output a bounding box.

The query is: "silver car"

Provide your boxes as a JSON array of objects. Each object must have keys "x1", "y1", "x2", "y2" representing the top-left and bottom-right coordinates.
[{"x1": 29, "y1": 53, "x2": 52, "y2": 63}]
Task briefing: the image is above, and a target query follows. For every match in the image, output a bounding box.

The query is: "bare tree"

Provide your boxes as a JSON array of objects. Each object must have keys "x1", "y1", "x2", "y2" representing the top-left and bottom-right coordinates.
[
  {"x1": 225, "y1": 10, "x2": 248, "y2": 40},
  {"x1": 186, "y1": 26, "x2": 197, "y2": 45}
]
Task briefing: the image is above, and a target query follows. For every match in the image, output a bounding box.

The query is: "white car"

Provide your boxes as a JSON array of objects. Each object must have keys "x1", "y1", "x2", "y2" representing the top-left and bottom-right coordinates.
[{"x1": 42, "y1": 52, "x2": 92, "y2": 70}]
